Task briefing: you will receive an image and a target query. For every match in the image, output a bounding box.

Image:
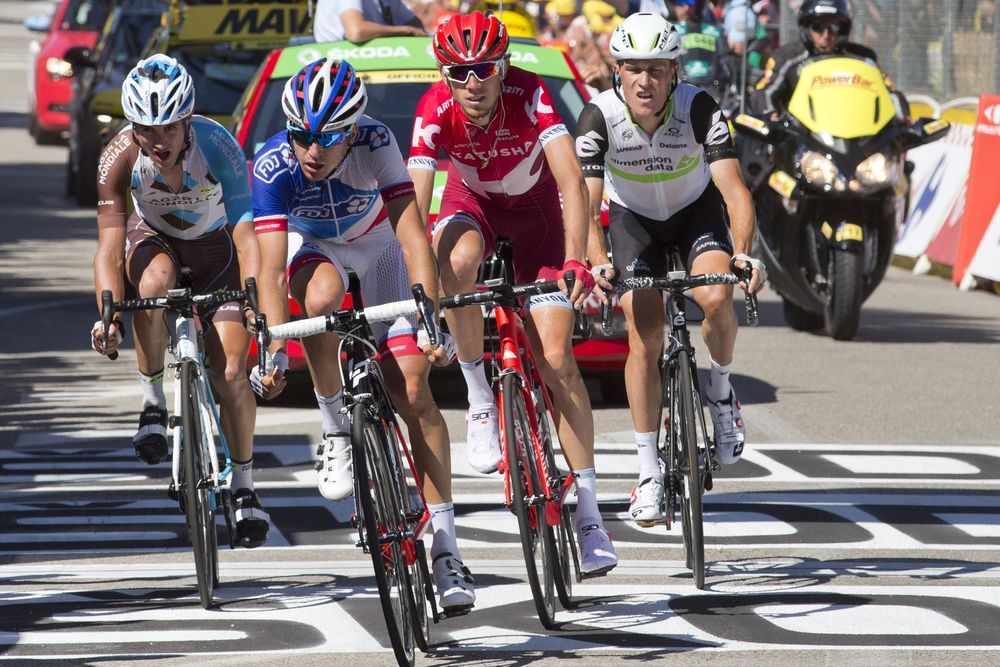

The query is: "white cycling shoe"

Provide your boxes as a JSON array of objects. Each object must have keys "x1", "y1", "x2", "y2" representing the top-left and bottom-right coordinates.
[
  {"x1": 707, "y1": 388, "x2": 746, "y2": 465},
  {"x1": 578, "y1": 523, "x2": 618, "y2": 576},
  {"x1": 466, "y1": 403, "x2": 502, "y2": 474},
  {"x1": 629, "y1": 477, "x2": 665, "y2": 527},
  {"x1": 316, "y1": 433, "x2": 353, "y2": 501},
  {"x1": 431, "y1": 551, "x2": 475, "y2": 614}
]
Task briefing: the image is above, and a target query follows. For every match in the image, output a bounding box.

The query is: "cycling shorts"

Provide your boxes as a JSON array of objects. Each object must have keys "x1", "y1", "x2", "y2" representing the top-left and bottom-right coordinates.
[
  {"x1": 124, "y1": 215, "x2": 243, "y2": 324},
  {"x1": 287, "y1": 221, "x2": 421, "y2": 359},
  {"x1": 432, "y1": 171, "x2": 572, "y2": 311},
  {"x1": 608, "y1": 182, "x2": 733, "y2": 285}
]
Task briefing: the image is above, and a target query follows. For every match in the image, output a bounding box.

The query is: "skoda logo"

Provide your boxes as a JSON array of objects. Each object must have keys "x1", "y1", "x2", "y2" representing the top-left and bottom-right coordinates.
[{"x1": 984, "y1": 104, "x2": 1000, "y2": 125}]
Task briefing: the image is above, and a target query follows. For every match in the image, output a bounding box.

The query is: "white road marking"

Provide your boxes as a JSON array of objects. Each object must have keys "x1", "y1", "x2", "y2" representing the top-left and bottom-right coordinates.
[
  {"x1": 755, "y1": 603, "x2": 967, "y2": 635},
  {"x1": 933, "y1": 513, "x2": 1000, "y2": 538},
  {"x1": 823, "y1": 454, "x2": 981, "y2": 475}
]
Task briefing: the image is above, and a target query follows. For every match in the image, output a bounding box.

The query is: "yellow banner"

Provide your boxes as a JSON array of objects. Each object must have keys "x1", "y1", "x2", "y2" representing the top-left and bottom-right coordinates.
[{"x1": 171, "y1": 1, "x2": 312, "y2": 43}]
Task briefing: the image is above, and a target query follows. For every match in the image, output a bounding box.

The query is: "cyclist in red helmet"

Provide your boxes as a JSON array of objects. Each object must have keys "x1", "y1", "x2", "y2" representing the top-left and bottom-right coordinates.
[{"x1": 409, "y1": 10, "x2": 619, "y2": 577}]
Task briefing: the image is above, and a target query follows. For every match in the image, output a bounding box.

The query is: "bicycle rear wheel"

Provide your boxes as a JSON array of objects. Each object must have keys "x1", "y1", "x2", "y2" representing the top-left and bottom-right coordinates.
[
  {"x1": 181, "y1": 359, "x2": 218, "y2": 609},
  {"x1": 352, "y1": 403, "x2": 415, "y2": 666},
  {"x1": 502, "y1": 373, "x2": 557, "y2": 628},
  {"x1": 676, "y1": 349, "x2": 706, "y2": 589}
]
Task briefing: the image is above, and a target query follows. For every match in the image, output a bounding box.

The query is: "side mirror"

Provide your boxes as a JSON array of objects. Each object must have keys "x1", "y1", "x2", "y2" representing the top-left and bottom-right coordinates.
[
  {"x1": 24, "y1": 14, "x2": 52, "y2": 33},
  {"x1": 733, "y1": 113, "x2": 782, "y2": 142},
  {"x1": 901, "y1": 117, "x2": 950, "y2": 150},
  {"x1": 63, "y1": 46, "x2": 96, "y2": 73}
]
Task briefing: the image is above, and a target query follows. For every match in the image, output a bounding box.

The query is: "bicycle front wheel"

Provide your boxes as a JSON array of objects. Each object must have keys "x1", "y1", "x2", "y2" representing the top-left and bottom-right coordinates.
[
  {"x1": 352, "y1": 403, "x2": 415, "y2": 666},
  {"x1": 676, "y1": 349, "x2": 706, "y2": 589},
  {"x1": 502, "y1": 373, "x2": 557, "y2": 628},
  {"x1": 180, "y1": 359, "x2": 218, "y2": 609}
]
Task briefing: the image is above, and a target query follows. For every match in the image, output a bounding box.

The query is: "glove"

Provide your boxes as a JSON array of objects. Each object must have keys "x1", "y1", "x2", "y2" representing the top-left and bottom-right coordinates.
[
  {"x1": 562, "y1": 259, "x2": 596, "y2": 294},
  {"x1": 249, "y1": 350, "x2": 288, "y2": 398},
  {"x1": 417, "y1": 328, "x2": 458, "y2": 363},
  {"x1": 730, "y1": 253, "x2": 768, "y2": 286}
]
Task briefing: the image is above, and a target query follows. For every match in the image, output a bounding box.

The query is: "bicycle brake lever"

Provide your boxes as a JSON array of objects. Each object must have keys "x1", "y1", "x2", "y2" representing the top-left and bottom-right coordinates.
[
  {"x1": 101, "y1": 289, "x2": 118, "y2": 361},
  {"x1": 411, "y1": 283, "x2": 438, "y2": 347}
]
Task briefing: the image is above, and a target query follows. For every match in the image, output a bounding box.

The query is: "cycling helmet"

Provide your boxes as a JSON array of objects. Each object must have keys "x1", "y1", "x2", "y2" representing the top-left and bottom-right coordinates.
[
  {"x1": 433, "y1": 10, "x2": 509, "y2": 65},
  {"x1": 608, "y1": 13, "x2": 682, "y2": 61},
  {"x1": 798, "y1": 0, "x2": 852, "y2": 51},
  {"x1": 282, "y1": 58, "x2": 367, "y2": 132},
  {"x1": 121, "y1": 54, "x2": 194, "y2": 125}
]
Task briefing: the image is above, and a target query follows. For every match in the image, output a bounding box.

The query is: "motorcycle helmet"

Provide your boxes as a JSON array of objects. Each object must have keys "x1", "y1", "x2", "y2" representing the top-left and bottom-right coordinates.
[
  {"x1": 121, "y1": 54, "x2": 194, "y2": 126},
  {"x1": 433, "y1": 11, "x2": 509, "y2": 65},
  {"x1": 609, "y1": 13, "x2": 682, "y2": 62},
  {"x1": 798, "y1": 0, "x2": 852, "y2": 52},
  {"x1": 282, "y1": 58, "x2": 367, "y2": 132}
]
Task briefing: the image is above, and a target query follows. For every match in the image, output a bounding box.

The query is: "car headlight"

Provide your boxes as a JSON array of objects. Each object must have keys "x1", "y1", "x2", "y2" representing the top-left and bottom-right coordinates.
[
  {"x1": 45, "y1": 57, "x2": 73, "y2": 80},
  {"x1": 798, "y1": 150, "x2": 840, "y2": 187},
  {"x1": 855, "y1": 152, "x2": 898, "y2": 187}
]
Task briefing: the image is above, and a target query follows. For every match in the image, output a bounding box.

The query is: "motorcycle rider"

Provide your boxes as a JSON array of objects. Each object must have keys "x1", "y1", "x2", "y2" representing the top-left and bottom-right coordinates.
[{"x1": 750, "y1": 0, "x2": 905, "y2": 118}]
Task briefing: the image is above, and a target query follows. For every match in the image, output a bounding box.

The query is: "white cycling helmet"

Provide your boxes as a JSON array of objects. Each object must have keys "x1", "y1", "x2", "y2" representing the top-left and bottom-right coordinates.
[
  {"x1": 609, "y1": 13, "x2": 682, "y2": 62},
  {"x1": 121, "y1": 54, "x2": 195, "y2": 125}
]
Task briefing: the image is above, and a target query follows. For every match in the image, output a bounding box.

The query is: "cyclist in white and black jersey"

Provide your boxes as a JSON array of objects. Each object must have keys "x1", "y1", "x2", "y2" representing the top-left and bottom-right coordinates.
[{"x1": 576, "y1": 13, "x2": 766, "y2": 527}]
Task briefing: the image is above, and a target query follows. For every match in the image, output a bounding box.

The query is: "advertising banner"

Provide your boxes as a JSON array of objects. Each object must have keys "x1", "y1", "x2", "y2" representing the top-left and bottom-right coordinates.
[
  {"x1": 966, "y1": 204, "x2": 1000, "y2": 282},
  {"x1": 953, "y1": 94, "x2": 1000, "y2": 285}
]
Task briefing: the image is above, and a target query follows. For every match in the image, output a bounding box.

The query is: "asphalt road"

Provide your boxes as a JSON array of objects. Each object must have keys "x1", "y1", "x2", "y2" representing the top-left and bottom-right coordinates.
[{"x1": 2, "y1": 2, "x2": 1000, "y2": 666}]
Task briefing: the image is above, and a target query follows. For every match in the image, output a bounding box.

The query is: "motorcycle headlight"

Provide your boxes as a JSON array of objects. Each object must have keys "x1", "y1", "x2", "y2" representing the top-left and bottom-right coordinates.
[
  {"x1": 855, "y1": 152, "x2": 898, "y2": 187},
  {"x1": 798, "y1": 150, "x2": 840, "y2": 188},
  {"x1": 45, "y1": 57, "x2": 73, "y2": 80}
]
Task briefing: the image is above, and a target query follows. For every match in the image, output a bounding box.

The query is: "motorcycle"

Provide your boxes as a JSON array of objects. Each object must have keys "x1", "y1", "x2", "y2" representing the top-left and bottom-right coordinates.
[{"x1": 733, "y1": 55, "x2": 949, "y2": 340}]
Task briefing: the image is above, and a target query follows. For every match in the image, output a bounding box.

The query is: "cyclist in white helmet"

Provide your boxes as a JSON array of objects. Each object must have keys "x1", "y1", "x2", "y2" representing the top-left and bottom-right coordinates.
[
  {"x1": 575, "y1": 14, "x2": 766, "y2": 526},
  {"x1": 90, "y1": 54, "x2": 270, "y2": 548}
]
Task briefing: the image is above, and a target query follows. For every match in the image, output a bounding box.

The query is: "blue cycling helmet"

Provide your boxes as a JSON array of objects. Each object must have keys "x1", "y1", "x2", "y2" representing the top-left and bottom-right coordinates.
[
  {"x1": 282, "y1": 58, "x2": 367, "y2": 132},
  {"x1": 121, "y1": 54, "x2": 194, "y2": 125}
]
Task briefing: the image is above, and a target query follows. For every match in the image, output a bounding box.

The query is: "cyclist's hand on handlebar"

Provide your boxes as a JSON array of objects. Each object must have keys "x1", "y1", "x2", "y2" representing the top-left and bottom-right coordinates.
[
  {"x1": 590, "y1": 263, "x2": 616, "y2": 304},
  {"x1": 249, "y1": 350, "x2": 288, "y2": 400},
  {"x1": 417, "y1": 328, "x2": 457, "y2": 367},
  {"x1": 730, "y1": 253, "x2": 767, "y2": 294},
  {"x1": 560, "y1": 259, "x2": 595, "y2": 308},
  {"x1": 91, "y1": 319, "x2": 123, "y2": 356}
]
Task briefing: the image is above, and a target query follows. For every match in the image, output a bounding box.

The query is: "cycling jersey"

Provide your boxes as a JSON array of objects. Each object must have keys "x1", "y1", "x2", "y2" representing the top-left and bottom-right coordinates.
[
  {"x1": 407, "y1": 66, "x2": 569, "y2": 202},
  {"x1": 574, "y1": 83, "x2": 736, "y2": 221},
  {"x1": 96, "y1": 115, "x2": 252, "y2": 240},
  {"x1": 251, "y1": 115, "x2": 415, "y2": 241}
]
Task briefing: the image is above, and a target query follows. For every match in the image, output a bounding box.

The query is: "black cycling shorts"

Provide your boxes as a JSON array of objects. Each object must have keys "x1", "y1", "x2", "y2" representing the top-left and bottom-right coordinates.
[{"x1": 608, "y1": 182, "x2": 733, "y2": 285}]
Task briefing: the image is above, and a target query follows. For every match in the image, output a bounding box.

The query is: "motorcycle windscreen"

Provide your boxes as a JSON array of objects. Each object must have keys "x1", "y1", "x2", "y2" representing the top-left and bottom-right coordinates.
[{"x1": 787, "y1": 57, "x2": 895, "y2": 140}]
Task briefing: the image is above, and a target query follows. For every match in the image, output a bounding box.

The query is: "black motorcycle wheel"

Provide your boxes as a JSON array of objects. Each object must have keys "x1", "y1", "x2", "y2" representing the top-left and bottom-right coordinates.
[
  {"x1": 825, "y1": 248, "x2": 864, "y2": 341},
  {"x1": 781, "y1": 297, "x2": 823, "y2": 332}
]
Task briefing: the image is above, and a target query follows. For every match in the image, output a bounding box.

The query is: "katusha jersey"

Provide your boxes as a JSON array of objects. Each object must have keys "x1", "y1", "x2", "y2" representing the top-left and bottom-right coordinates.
[
  {"x1": 575, "y1": 84, "x2": 736, "y2": 221},
  {"x1": 96, "y1": 115, "x2": 252, "y2": 239},
  {"x1": 251, "y1": 115, "x2": 415, "y2": 241},
  {"x1": 407, "y1": 66, "x2": 569, "y2": 200}
]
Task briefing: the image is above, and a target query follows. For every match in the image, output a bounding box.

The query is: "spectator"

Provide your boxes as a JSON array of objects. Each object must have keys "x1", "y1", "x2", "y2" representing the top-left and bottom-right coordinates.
[
  {"x1": 722, "y1": 0, "x2": 757, "y2": 54},
  {"x1": 313, "y1": 0, "x2": 427, "y2": 43}
]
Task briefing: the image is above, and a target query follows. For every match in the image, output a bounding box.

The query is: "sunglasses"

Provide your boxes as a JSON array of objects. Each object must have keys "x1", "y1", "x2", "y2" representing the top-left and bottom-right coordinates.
[
  {"x1": 287, "y1": 125, "x2": 352, "y2": 148},
  {"x1": 809, "y1": 23, "x2": 843, "y2": 35},
  {"x1": 441, "y1": 60, "x2": 503, "y2": 85}
]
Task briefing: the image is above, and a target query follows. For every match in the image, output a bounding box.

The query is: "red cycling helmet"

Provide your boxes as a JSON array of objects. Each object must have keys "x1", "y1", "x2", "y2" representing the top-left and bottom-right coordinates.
[{"x1": 433, "y1": 10, "x2": 509, "y2": 65}]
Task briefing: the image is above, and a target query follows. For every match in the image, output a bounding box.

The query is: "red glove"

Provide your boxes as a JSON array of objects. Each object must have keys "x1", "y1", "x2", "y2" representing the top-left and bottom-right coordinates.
[{"x1": 562, "y1": 259, "x2": 595, "y2": 294}]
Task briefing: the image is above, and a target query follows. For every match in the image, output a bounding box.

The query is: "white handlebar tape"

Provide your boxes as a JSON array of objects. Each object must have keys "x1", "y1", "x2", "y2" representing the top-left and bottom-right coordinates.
[
  {"x1": 362, "y1": 298, "x2": 418, "y2": 322},
  {"x1": 269, "y1": 316, "x2": 330, "y2": 340}
]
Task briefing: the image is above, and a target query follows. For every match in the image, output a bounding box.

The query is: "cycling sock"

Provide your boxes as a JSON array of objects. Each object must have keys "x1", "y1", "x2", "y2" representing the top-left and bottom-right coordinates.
[
  {"x1": 573, "y1": 468, "x2": 602, "y2": 528},
  {"x1": 459, "y1": 357, "x2": 494, "y2": 407},
  {"x1": 138, "y1": 369, "x2": 166, "y2": 409},
  {"x1": 231, "y1": 458, "x2": 254, "y2": 492},
  {"x1": 708, "y1": 358, "x2": 732, "y2": 402},
  {"x1": 635, "y1": 430, "x2": 660, "y2": 482},
  {"x1": 315, "y1": 389, "x2": 348, "y2": 435},
  {"x1": 428, "y1": 501, "x2": 459, "y2": 559}
]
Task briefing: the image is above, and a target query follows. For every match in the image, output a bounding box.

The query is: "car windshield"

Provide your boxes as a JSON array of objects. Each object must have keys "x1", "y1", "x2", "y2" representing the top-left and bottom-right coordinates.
[
  {"x1": 62, "y1": 0, "x2": 112, "y2": 31},
  {"x1": 240, "y1": 75, "x2": 587, "y2": 160},
  {"x1": 99, "y1": 12, "x2": 162, "y2": 76},
  {"x1": 169, "y1": 44, "x2": 273, "y2": 117}
]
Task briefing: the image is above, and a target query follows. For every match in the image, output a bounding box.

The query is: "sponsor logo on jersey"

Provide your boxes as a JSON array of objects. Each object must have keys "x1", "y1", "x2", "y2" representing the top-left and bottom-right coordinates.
[
  {"x1": 524, "y1": 85, "x2": 553, "y2": 125},
  {"x1": 575, "y1": 130, "x2": 603, "y2": 158},
  {"x1": 357, "y1": 124, "x2": 391, "y2": 150},
  {"x1": 207, "y1": 128, "x2": 245, "y2": 177},
  {"x1": 621, "y1": 127, "x2": 634, "y2": 141},
  {"x1": 253, "y1": 146, "x2": 288, "y2": 185},
  {"x1": 705, "y1": 110, "x2": 730, "y2": 145},
  {"x1": 619, "y1": 144, "x2": 642, "y2": 152},
  {"x1": 538, "y1": 125, "x2": 567, "y2": 144},
  {"x1": 412, "y1": 117, "x2": 440, "y2": 150}
]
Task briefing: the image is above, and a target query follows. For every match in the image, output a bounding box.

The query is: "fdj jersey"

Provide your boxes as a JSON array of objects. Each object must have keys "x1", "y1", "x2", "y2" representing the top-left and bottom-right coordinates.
[
  {"x1": 574, "y1": 84, "x2": 736, "y2": 220},
  {"x1": 97, "y1": 115, "x2": 253, "y2": 239},
  {"x1": 251, "y1": 115, "x2": 415, "y2": 240}
]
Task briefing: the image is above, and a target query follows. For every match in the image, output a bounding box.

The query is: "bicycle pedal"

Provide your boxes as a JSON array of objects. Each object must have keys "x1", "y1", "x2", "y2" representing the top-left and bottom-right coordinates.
[
  {"x1": 580, "y1": 567, "x2": 613, "y2": 580},
  {"x1": 704, "y1": 473, "x2": 713, "y2": 492},
  {"x1": 439, "y1": 604, "x2": 474, "y2": 619}
]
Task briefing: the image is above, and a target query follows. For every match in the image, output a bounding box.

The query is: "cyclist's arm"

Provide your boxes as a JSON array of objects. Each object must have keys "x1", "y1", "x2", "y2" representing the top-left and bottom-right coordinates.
[
  {"x1": 407, "y1": 166, "x2": 435, "y2": 226},
  {"x1": 386, "y1": 192, "x2": 440, "y2": 307},
  {"x1": 544, "y1": 134, "x2": 588, "y2": 266},
  {"x1": 93, "y1": 134, "x2": 133, "y2": 312},
  {"x1": 575, "y1": 102, "x2": 612, "y2": 271},
  {"x1": 250, "y1": 151, "x2": 293, "y2": 356},
  {"x1": 206, "y1": 124, "x2": 258, "y2": 282}
]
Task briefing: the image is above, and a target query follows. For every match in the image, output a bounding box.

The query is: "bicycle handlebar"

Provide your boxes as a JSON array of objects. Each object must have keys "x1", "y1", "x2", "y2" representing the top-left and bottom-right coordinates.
[
  {"x1": 268, "y1": 292, "x2": 422, "y2": 341},
  {"x1": 439, "y1": 278, "x2": 563, "y2": 310},
  {"x1": 620, "y1": 271, "x2": 759, "y2": 327}
]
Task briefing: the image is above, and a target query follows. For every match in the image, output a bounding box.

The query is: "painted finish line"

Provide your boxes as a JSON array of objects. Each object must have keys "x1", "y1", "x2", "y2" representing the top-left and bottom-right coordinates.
[{"x1": 2, "y1": 562, "x2": 999, "y2": 658}]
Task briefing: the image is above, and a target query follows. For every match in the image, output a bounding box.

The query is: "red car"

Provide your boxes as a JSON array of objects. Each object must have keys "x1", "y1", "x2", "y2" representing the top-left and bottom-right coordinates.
[
  {"x1": 25, "y1": 0, "x2": 111, "y2": 144},
  {"x1": 232, "y1": 37, "x2": 629, "y2": 397}
]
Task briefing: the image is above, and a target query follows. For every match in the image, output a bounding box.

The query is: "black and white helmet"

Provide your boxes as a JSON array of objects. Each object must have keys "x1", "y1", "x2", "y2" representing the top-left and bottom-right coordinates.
[
  {"x1": 609, "y1": 13, "x2": 682, "y2": 62},
  {"x1": 121, "y1": 54, "x2": 194, "y2": 125}
]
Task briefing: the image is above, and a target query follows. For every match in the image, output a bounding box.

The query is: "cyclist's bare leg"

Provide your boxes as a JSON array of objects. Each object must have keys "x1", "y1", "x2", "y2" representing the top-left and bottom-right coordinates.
[
  {"x1": 524, "y1": 305, "x2": 593, "y2": 471},
  {"x1": 433, "y1": 220, "x2": 486, "y2": 364},
  {"x1": 127, "y1": 248, "x2": 176, "y2": 376},
  {"x1": 204, "y1": 321, "x2": 256, "y2": 463},
  {"x1": 621, "y1": 288, "x2": 666, "y2": 433},
  {"x1": 290, "y1": 262, "x2": 347, "y2": 397},
  {"x1": 381, "y1": 354, "x2": 451, "y2": 506},
  {"x1": 690, "y1": 250, "x2": 737, "y2": 366}
]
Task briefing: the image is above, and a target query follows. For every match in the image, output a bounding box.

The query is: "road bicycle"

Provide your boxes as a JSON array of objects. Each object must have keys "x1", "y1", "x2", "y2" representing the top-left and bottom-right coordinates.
[
  {"x1": 617, "y1": 250, "x2": 759, "y2": 589},
  {"x1": 268, "y1": 283, "x2": 440, "y2": 667},
  {"x1": 439, "y1": 239, "x2": 582, "y2": 630},
  {"x1": 100, "y1": 277, "x2": 268, "y2": 609}
]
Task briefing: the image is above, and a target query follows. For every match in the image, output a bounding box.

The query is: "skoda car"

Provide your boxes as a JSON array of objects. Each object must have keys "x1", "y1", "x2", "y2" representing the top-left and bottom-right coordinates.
[{"x1": 230, "y1": 37, "x2": 628, "y2": 394}]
